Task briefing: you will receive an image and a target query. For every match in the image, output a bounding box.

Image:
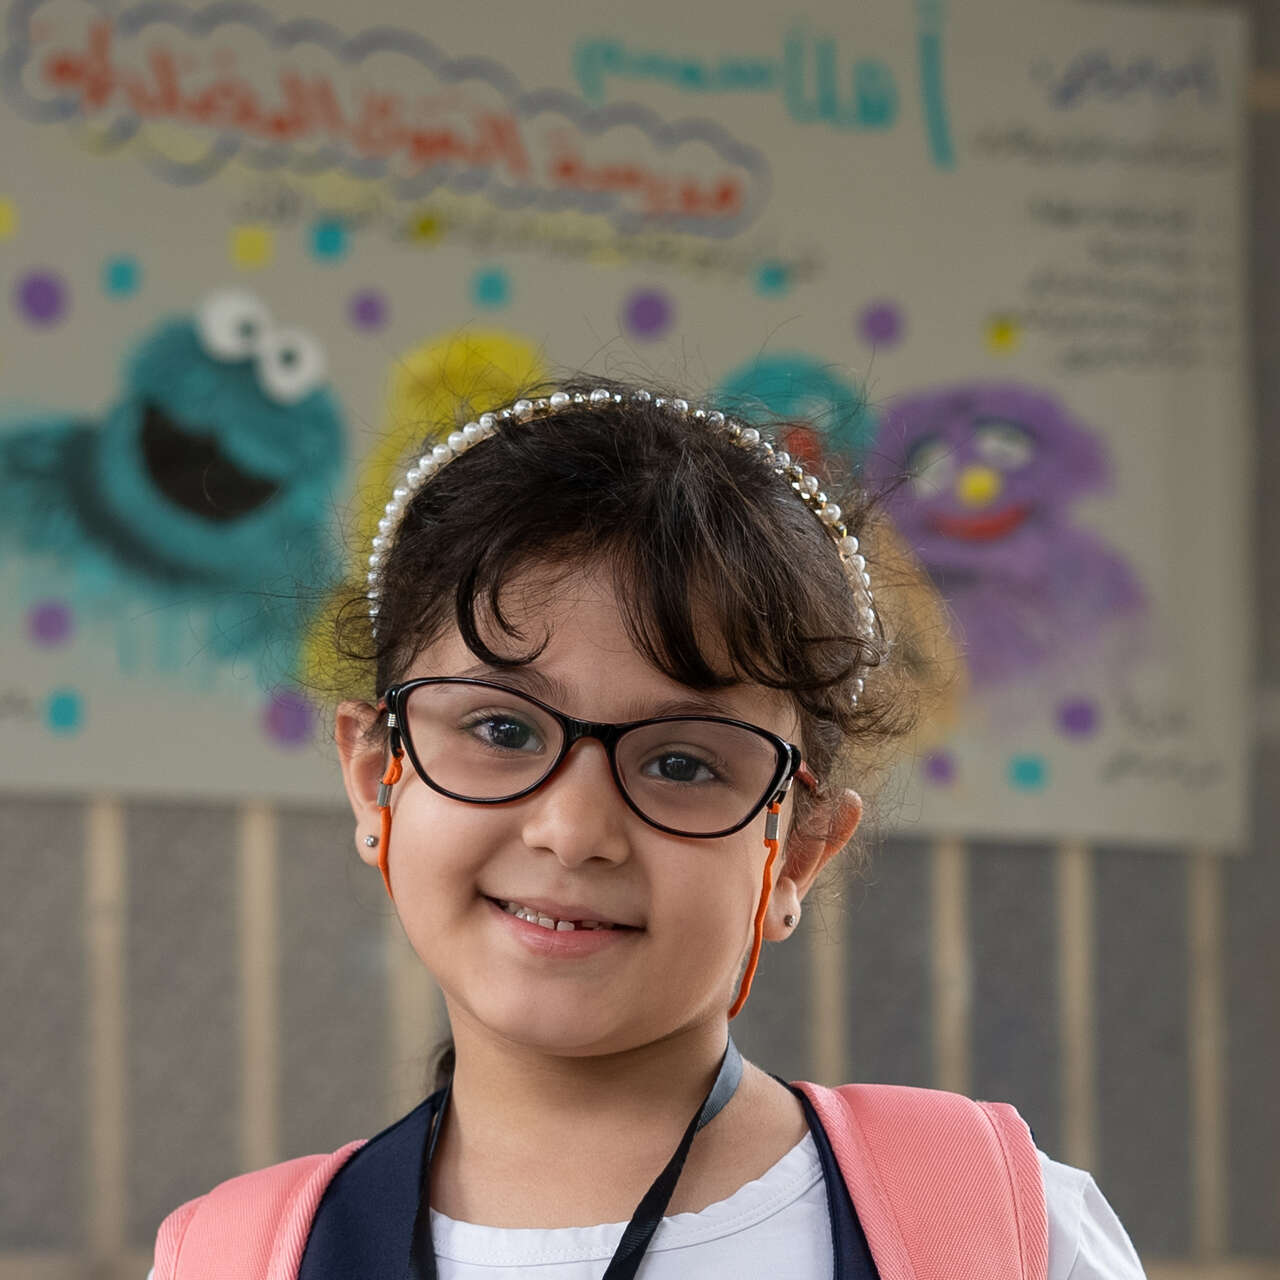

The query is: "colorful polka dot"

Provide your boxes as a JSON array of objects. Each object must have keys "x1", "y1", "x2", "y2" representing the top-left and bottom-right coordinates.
[
  {"x1": 264, "y1": 689, "x2": 314, "y2": 746},
  {"x1": 986, "y1": 315, "x2": 1021, "y2": 354},
  {"x1": 1057, "y1": 697, "x2": 1099, "y2": 738},
  {"x1": 231, "y1": 225, "x2": 274, "y2": 269},
  {"x1": 410, "y1": 213, "x2": 444, "y2": 242},
  {"x1": 102, "y1": 255, "x2": 141, "y2": 297},
  {"x1": 0, "y1": 197, "x2": 17, "y2": 239},
  {"x1": 755, "y1": 261, "x2": 790, "y2": 297},
  {"x1": 924, "y1": 751, "x2": 956, "y2": 785},
  {"x1": 310, "y1": 219, "x2": 349, "y2": 261},
  {"x1": 623, "y1": 288, "x2": 673, "y2": 340},
  {"x1": 45, "y1": 688, "x2": 84, "y2": 735},
  {"x1": 15, "y1": 270, "x2": 68, "y2": 326},
  {"x1": 27, "y1": 600, "x2": 73, "y2": 648},
  {"x1": 1008, "y1": 754, "x2": 1047, "y2": 790},
  {"x1": 471, "y1": 266, "x2": 511, "y2": 308},
  {"x1": 858, "y1": 301, "x2": 904, "y2": 348},
  {"x1": 349, "y1": 288, "x2": 389, "y2": 331}
]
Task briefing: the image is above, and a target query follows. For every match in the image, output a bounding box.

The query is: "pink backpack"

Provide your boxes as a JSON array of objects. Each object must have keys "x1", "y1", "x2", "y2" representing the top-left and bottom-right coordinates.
[{"x1": 154, "y1": 1081, "x2": 1049, "y2": 1280}]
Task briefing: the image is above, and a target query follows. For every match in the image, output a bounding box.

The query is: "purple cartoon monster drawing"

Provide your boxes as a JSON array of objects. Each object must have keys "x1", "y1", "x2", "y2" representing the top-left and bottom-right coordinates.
[{"x1": 865, "y1": 383, "x2": 1144, "y2": 689}]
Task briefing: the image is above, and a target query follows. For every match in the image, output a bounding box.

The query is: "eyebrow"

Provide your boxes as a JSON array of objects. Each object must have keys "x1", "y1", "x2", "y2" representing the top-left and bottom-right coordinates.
[{"x1": 448, "y1": 662, "x2": 748, "y2": 722}]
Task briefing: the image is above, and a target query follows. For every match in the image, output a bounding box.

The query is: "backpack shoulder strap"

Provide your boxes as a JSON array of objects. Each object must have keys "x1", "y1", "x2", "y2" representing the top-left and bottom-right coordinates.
[
  {"x1": 153, "y1": 1140, "x2": 366, "y2": 1280},
  {"x1": 792, "y1": 1081, "x2": 1048, "y2": 1280}
]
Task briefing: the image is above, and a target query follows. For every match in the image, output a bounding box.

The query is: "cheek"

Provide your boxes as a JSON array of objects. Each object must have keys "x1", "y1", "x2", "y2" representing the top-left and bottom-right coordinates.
[{"x1": 385, "y1": 788, "x2": 497, "y2": 916}]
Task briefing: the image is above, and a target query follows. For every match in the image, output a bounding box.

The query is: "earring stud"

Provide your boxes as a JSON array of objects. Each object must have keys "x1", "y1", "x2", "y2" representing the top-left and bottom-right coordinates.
[
  {"x1": 364, "y1": 834, "x2": 379, "y2": 848},
  {"x1": 784, "y1": 913, "x2": 797, "y2": 928}
]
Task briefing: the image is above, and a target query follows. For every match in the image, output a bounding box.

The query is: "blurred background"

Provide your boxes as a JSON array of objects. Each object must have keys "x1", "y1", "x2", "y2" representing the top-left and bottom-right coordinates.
[{"x1": 0, "y1": 0, "x2": 1275, "y2": 1275}]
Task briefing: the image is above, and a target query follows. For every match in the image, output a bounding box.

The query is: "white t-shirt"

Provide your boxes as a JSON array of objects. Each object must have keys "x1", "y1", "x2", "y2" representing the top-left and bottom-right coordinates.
[{"x1": 147, "y1": 1133, "x2": 1146, "y2": 1278}]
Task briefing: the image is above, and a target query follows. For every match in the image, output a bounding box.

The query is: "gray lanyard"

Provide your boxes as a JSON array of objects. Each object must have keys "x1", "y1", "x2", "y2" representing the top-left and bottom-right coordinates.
[{"x1": 407, "y1": 1034, "x2": 744, "y2": 1280}]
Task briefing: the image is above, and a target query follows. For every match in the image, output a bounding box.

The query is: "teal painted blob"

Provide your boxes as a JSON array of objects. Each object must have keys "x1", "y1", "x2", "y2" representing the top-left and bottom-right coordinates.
[
  {"x1": 1009, "y1": 755, "x2": 1048, "y2": 790},
  {"x1": 103, "y1": 255, "x2": 142, "y2": 297},
  {"x1": 46, "y1": 688, "x2": 84, "y2": 734},
  {"x1": 310, "y1": 219, "x2": 349, "y2": 262},
  {"x1": 755, "y1": 261, "x2": 790, "y2": 297},
  {"x1": 472, "y1": 267, "x2": 511, "y2": 309},
  {"x1": 715, "y1": 353, "x2": 876, "y2": 466}
]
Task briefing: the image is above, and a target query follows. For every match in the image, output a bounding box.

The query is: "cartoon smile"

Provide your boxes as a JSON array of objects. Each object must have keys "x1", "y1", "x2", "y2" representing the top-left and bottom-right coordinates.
[
  {"x1": 140, "y1": 400, "x2": 279, "y2": 521},
  {"x1": 930, "y1": 503, "x2": 1031, "y2": 541}
]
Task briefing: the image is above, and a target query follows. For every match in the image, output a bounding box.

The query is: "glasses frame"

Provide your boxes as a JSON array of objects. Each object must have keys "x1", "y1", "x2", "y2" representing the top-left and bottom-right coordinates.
[{"x1": 378, "y1": 677, "x2": 806, "y2": 839}]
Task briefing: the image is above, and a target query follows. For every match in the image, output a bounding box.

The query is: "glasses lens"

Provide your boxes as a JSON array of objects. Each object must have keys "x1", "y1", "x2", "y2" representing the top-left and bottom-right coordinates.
[
  {"x1": 616, "y1": 719, "x2": 782, "y2": 835},
  {"x1": 402, "y1": 682, "x2": 565, "y2": 800}
]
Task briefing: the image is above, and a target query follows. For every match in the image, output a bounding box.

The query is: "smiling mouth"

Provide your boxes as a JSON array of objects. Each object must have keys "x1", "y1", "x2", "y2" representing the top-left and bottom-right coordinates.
[
  {"x1": 930, "y1": 504, "x2": 1031, "y2": 542},
  {"x1": 140, "y1": 401, "x2": 280, "y2": 522},
  {"x1": 484, "y1": 896, "x2": 641, "y2": 932}
]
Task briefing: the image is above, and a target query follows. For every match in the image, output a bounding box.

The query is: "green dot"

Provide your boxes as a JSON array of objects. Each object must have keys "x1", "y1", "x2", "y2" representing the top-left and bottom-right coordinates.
[
  {"x1": 1008, "y1": 754, "x2": 1047, "y2": 790},
  {"x1": 755, "y1": 260, "x2": 790, "y2": 297},
  {"x1": 46, "y1": 688, "x2": 84, "y2": 734},
  {"x1": 472, "y1": 267, "x2": 511, "y2": 308},
  {"x1": 102, "y1": 255, "x2": 141, "y2": 297},
  {"x1": 310, "y1": 219, "x2": 349, "y2": 261}
]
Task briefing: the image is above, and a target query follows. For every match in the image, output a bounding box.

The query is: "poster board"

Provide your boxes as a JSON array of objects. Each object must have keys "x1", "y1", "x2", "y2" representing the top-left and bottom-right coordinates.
[{"x1": 0, "y1": 0, "x2": 1251, "y2": 845}]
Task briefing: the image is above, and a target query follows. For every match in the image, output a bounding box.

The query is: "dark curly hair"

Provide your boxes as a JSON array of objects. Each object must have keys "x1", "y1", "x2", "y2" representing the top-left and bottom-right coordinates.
[{"x1": 327, "y1": 376, "x2": 953, "y2": 1094}]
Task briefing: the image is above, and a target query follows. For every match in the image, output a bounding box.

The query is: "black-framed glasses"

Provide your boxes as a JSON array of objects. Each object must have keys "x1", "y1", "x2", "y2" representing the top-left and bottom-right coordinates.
[{"x1": 378, "y1": 678, "x2": 806, "y2": 839}]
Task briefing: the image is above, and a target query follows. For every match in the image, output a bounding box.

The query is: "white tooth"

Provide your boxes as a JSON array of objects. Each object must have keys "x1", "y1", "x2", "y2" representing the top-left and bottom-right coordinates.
[
  {"x1": 555, "y1": 921, "x2": 575, "y2": 931},
  {"x1": 536, "y1": 915, "x2": 556, "y2": 929}
]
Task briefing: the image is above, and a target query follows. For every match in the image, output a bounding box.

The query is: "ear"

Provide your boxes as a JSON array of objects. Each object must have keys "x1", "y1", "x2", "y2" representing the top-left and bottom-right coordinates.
[
  {"x1": 763, "y1": 789, "x2": 862, "y2": 941},
  {"x1": 334, "y1": 699, "x2": 387, "y2": 868}
]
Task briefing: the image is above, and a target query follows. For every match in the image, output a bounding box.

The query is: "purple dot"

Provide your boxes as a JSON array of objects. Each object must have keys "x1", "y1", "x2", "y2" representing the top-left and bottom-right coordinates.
[
  {"x1": 924, "y1": 751, "x2": 956, "y2": 785},
  {"x1": 1057, "y1": 697, "x2": 1099, "y2": 738},
  {"x1": 264, "y1": 689, "x2": 314, "y2": 747},
  {"x1": 16, "y1": 270, "x2": 68, "y2": 326},
  {"x1": 349, "y1": 289, "x2": 389, "y2": 331},
  {"x1": 27, "y1": 600, "x2": 73, "y2": 647},
  {"x1": 858, "y1": 301, "x2": 904, "y2": 348},
  {"x1": 623, "y1": 288, "x2": 673, "y2": 340}
]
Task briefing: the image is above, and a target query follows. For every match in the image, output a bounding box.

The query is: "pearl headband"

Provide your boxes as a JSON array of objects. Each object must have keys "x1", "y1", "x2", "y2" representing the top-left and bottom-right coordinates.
[{"x1": 367, "y1": 387, "x2": 877, "y2": 706}]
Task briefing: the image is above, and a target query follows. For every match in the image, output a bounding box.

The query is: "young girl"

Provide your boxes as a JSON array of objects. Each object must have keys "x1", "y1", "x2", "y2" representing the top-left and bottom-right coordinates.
[{"x1": 151, "y1": 379, "x2": 1146, "y2": 1278}]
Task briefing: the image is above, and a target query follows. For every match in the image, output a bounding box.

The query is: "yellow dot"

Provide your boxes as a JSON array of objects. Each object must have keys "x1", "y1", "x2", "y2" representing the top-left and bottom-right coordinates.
[
  {"x1": 957, "y1": 465, "x2": 1002, "y2": 508},
  {"x1": 0, "y1": 198, "x2": 18, "y2": 240},
  {"x1": 410, "y1": 214, "x2": 444, "y2": 242},
  {"x1": 231, "y1": 225, "x2": 274, "y2": 269},
  {"x1": 986, "y1": 315, "x2": 1021, "y2": 354}
]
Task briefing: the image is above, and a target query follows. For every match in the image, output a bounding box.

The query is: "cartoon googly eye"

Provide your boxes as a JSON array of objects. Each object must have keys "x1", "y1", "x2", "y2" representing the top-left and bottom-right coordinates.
[
  {"x1": 973, "y1": 419, "x2": 1034, "y2": 471},
  {"x1": 197, "y1": 289, "x2": 273, "y2": 361},
  {"x1": 256, "y1": 328, "x2": 327, "y2": 405},
  {"x1": 905, "y1": 437, "x2": 954, "y2": 499}
]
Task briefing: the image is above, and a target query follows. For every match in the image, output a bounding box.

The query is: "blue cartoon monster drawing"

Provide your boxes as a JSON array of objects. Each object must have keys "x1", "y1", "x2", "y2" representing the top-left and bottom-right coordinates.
[
  {"x1": 864, "y1": 382, "x2": 1145, "y2": 689},
  {"x1": 0, "y1": 289, "x2": 345, "y2": 689}
]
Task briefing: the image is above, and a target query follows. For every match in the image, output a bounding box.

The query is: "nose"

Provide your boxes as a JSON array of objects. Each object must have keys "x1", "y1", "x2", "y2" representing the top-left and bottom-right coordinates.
[
  {"x1": 956, "y1": 464, "x2": 1002, "y2": 508},
  {"x1": 519, "y1": 738, "x2": 633, "y2": 868}
]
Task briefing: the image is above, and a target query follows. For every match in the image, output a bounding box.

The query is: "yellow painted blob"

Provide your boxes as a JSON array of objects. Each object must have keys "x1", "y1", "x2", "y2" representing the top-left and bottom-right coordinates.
[{"x1": 956, "y1": 464, "x2": 1002, "y2": 508}]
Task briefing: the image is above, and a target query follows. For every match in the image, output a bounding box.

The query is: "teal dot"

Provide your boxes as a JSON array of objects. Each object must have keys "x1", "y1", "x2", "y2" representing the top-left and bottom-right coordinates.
[
  {"x1": 102, "y1": 255, "x2": 141, "y2": 297},
  {"x1": 1008, "y1": 754, "x2": 1047, "y2": 791},
  {"x1": 472, "y1": 267, "x2": 511, "y2": 309},
  {"x1": 755, "y1": 260, "x2": 790, "y2": 297},
  {"x1": 46, "y1": 688, "x2": 84, "y2": 734},
  {"x1": 310, "y1": 219, "x2": 349, "y2": 261}
]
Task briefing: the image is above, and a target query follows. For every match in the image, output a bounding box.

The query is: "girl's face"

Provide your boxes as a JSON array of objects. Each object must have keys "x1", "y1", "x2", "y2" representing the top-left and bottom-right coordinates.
[{"x1": 336, "y1": 564, "x2": 858, "y2": 1058}]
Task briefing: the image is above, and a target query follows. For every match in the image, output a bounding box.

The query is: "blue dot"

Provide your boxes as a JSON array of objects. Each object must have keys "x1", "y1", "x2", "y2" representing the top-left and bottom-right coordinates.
[
  {"x1": 472, "y1": 267, "x2": 511, "y2": 308},
  {"x1": 755, "y1": 261, "x2": 790, "y2": 297},
  {"x1": 1008, "y1": 755, "x2": 1047, "y2": 791},
  {"x1": 310, "y1": 219, "x2": 349, "y2": 261},
  {"x1": 102, "y1": 255, "x2": 141, "y2": 297},
  {"x1": 46, "y1": 688, "x2": 84, "y2": 734}
]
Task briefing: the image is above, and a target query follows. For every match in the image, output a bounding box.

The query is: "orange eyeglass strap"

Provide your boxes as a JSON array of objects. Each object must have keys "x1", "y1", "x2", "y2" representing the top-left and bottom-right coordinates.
[
  {"x1": 376, "y1": 746, "x2": 403, "y2": 902},
  {"x1": 728, "y1": 800, "x2": 782, "y2": 1019}
]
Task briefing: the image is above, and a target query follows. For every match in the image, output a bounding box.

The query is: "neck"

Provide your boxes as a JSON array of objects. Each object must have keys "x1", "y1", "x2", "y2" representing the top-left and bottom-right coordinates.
[{"x1": 427, "y1": 1005, "x2": 735, "y2": 1226}]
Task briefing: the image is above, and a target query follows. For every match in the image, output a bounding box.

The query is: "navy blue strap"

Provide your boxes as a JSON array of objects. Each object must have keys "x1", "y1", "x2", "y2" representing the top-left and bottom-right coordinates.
[{"x1": 772, "y1": 1074, "x2": 881, "y2": 1279}]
